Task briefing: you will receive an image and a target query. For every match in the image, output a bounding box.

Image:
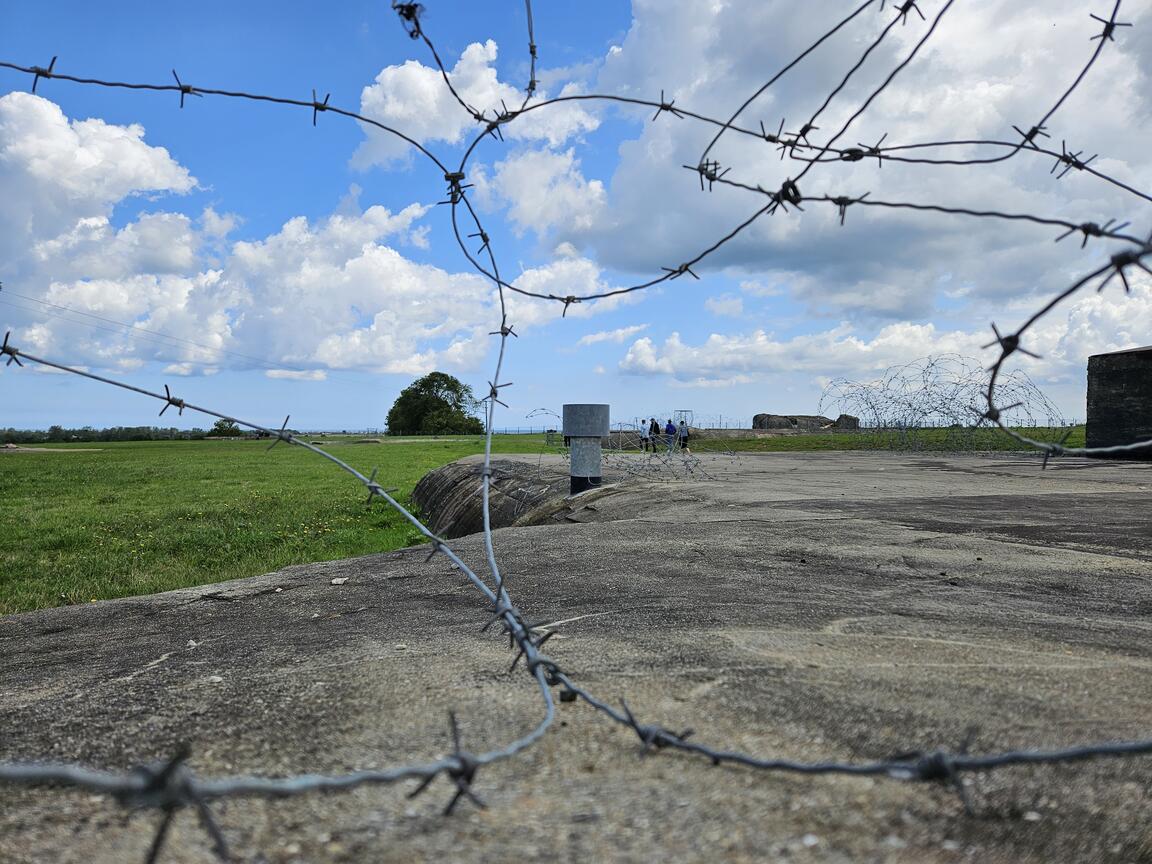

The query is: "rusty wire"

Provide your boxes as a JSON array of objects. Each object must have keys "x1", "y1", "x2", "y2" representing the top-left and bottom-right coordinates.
[{"x1": 2, "y1": 1, "x2": 1152, "y2": 860}]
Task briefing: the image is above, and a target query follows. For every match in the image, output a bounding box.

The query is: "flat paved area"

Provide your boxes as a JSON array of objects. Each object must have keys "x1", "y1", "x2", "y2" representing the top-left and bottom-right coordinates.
[{"x1": 1, "y1": 452, "x2": 1150, "y2": 863}]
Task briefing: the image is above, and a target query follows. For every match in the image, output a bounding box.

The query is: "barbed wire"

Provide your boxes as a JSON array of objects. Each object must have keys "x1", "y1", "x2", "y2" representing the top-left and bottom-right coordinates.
[
  {"x1": 0, "y1": 336, "x2": 563, "y2": 860},
  {"x1": 1, "y1": 4, "x2": 1147, "y2": 309},
  {"x1": 2, "y1": 1, "x2": 1152, "y2": 859},
  {"x1": 4, "y1": 330, "x2": 1152, "y2": 859},
  {"x1": 2, "y1": 334, "x2": 1152, "y2": 852}
]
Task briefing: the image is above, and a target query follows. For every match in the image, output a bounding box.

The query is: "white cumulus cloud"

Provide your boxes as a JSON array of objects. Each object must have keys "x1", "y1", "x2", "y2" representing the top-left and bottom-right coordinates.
[
  {"x1": 352, "y1": 41, "x2": 599, "y2": 167},
  {"x1": 577, "y1": 324, "x2": 649, "y2": 346},
  {"x1": 1, "y1": 93, "x2": 632, "y2": 378},
  {"x1": 0, "y1": 92, "x2": 195, "y2": 269},
  {"x1": 705, "y1": 294, "x2": 744, "y2": 317},
  {"x1": 473, "y1": 147, "x2": 606, "y2": 236}
]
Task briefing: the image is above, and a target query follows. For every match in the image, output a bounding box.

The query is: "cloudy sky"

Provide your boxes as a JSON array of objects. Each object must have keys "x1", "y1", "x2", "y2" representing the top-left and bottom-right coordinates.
[{"x1": 1, "y1": 0, "x2": 1149, "y2": 431}]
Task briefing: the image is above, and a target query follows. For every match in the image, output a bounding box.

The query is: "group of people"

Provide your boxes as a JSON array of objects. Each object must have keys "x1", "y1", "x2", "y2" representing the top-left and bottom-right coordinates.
[{"x1": 640, "y1": 418, "x2": 690, "y2": 453}]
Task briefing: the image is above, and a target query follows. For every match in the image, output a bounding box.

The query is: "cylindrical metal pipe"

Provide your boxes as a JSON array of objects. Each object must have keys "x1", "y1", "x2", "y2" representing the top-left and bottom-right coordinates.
[
  {"x1": 569, "y1": 438, "x2": 601, "y2": 493},
  {"x1": 563, "y1": 404, "x2": 609, "y2": 495}
]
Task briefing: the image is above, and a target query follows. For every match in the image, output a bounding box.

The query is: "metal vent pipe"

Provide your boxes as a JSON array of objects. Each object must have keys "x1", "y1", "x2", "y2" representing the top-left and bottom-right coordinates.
[{"x1": 562, "y1": 404, "x2": 609, "y2": 494}]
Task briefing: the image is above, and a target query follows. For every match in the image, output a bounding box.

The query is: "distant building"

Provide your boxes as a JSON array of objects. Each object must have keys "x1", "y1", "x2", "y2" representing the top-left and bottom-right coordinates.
[
  {"x1": 752, "y1": 413, "x2": 859, "y2": 431},
  {"x1": 1085, "y1": 346, "x2": 1152, "y2": 457},
  {"x1": 752, "y1": 413, "x2": 830, "y2": 431}
]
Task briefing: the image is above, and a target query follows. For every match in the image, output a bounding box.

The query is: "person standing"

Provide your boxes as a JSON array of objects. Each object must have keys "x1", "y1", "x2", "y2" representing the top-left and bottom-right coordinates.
[
  {"x1": 664, "y1": 418, "x2": 676, "y2": 452},
  {"x1": 648, "y1": 418, "x2": 660, "y2": 452},
  {"x1": 678, "y1": 419, "x2": 690, "y2": 453},
  {"x1": 639, "y1": 418, "x2": 651, "y2": 452}
]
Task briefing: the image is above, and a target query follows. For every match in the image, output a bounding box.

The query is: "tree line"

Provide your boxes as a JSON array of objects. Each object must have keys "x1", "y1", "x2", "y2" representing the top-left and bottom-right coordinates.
[
  {"x1": 2, "y1": 425, "x2": 212, "y2": 443},
  {"x1": 5, "y1": 372, "x2": 487, "y2": 443}
]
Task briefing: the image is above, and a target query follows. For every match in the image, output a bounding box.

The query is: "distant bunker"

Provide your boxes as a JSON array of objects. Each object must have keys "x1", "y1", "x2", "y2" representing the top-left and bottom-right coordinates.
[
  {"x1": 1086, "y1": 345, "x2": 1152, "y2": 458},
  {"x1": 753, "y1": 413, "x2": 859, "y2": 431}
]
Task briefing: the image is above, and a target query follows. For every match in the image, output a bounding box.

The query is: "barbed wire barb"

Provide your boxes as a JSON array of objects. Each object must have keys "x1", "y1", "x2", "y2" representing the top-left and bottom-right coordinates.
[
  {"x1": 170, "y1": 69, "x2": 199, "y2": 108},
  {"x1": 1090, "y1": 9, "x2": 1131, "y2": 42},
  {"x1": 311, "y1": 88, "x2": 330, "y2": 126},
  {"x1": 30, "y1": 55, "x2": 56, "y2": 93},
  {"x1": 652, "y1": 89, "x2": 684, "y2": 122},
  {"x1": 158, "y1": 384, "x2": 185, "y2": 417},
  {"x1": 2, "y1": 330, "x2": 23, "y2": 367}
]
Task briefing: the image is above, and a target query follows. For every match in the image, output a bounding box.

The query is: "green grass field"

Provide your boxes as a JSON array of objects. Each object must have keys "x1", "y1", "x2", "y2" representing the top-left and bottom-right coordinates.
[
  {"x1": 692, "y1": 425, "x2": 1086, "y2": 453},
  {"x1": 0, "y1": 427, "x2": 1080, "y2": 614},
  {"x1": 0, "y1": 434, "x2": 550, "y2": 614}
]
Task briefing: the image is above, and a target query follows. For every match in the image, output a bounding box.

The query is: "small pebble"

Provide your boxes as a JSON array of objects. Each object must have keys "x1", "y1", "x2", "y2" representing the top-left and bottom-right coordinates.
[
  {"x1": 802, "y1": 834, "x2": 820, "y2": 848},
  {"x1": 207, "y1": 675, "x2": 224, "y2": 684},
  {"x1": 395, "y1": 644, "x2": 408, "y2": 651},
  {"x1": 330, "y1": 577, "x2": 348, "y2": 586},
  {"x1": 1023, "y1": 811, "x2": 1042, "y2": 822}
]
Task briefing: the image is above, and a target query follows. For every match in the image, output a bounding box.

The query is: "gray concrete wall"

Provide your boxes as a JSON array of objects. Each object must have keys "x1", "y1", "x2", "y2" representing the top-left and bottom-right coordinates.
[{"x1": 1086, "y1": 348, "x2": 1152, "y2": 453}]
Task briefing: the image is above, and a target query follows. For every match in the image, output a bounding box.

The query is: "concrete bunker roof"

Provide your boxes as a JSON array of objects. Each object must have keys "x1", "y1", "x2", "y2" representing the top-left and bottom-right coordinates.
[{"x1": 1089, "y1": 344, "x2": 1152, "y2": 357}]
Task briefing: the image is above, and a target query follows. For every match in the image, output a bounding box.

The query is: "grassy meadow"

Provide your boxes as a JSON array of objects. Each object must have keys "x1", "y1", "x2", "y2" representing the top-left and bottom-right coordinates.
[
  {"x1": 0, "y1": 434, "x2": 550, "y2": 614},
  {"x1": 0, "y1": 426, "x2": 1081, "y2": 614},
  {"x1": 693, "y1": 425, "x2": 1086, "y2": 453}
]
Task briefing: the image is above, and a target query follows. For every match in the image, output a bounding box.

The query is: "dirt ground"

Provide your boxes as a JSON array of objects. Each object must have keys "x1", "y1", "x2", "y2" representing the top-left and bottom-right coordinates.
[{"x1": 1, "y1": 451, "x2": 1150, "y2": 863}]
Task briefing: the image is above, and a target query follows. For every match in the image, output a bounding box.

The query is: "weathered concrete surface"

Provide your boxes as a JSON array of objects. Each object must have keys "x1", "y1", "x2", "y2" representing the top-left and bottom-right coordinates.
[
  {"x1": 753, "y1": 413, "x2": 835, "y2": 431},
  {"x1": 2, "y1": 452, "x2": 1151, "y2": 863}
]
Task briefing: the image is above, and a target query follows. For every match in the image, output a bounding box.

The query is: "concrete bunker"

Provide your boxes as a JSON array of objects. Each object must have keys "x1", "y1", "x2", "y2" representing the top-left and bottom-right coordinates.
[
  {"x1": 752, "y1": 413, "x2": 859, "y2": 431},
  {"x1": 1086, "y1": 345, "x2": 1152, "y2": 457}
]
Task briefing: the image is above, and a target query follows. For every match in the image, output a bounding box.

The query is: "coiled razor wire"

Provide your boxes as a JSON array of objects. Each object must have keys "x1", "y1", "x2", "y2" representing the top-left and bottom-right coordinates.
[
  {"x1": 527, "y1": 413, "x2": 740, "y2": 482},
  {"x1": 818, "y1": 354, "x2": 1069, "y2": 452},
  {"x1": 1, "y1": 1, "x2": 1151, "y2": 860},
  {"x1": 595, "y1": 423, "x2": 739, "y2": 481}
]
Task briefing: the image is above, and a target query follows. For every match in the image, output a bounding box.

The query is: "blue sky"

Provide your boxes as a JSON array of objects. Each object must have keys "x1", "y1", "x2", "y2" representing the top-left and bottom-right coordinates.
[{"x1": 2, "y1": 1, "x2": 1150, "y2": 431}]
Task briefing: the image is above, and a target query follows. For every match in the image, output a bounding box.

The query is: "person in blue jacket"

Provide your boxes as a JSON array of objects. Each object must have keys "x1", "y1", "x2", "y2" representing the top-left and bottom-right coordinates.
[{"x1": 663, "y1": 419, "x2": 676, "y2": 451}]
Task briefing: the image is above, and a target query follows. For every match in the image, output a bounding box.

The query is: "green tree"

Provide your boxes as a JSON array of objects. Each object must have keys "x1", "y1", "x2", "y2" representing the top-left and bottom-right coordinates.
[
  {"x1": 386, "y1": 371, "x2": 485, "y2": 436},
  {"x1": 210, "y1": 418, "x2": 242, "y2": 437}
]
